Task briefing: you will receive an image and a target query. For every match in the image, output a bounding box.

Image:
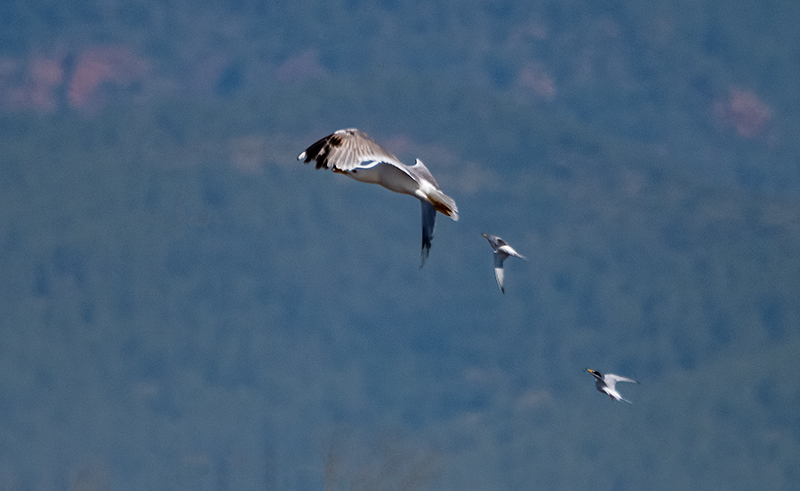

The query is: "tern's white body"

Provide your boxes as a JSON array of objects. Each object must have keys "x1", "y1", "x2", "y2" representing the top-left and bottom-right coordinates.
[
  {"x1": 586, "y1": 369, "x2": 638, "y2": 403},
  {"x1": 482, "y1": 233, "x2": 526, "y2": 294},
  {"x1": 298, "y1": 129, "x2": 458, "y2": 266}
]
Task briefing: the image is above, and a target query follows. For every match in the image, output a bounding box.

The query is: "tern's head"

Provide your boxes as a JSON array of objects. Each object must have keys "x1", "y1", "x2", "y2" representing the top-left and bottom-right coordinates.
[{"x1": 586, "y1": 368, "x2": 603, "y2": 379}]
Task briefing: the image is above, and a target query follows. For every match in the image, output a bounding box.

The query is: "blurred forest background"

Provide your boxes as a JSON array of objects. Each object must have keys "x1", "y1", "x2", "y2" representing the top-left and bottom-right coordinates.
[{"x1": 1, "y1": 0, "x2": 799, "y2": 490}]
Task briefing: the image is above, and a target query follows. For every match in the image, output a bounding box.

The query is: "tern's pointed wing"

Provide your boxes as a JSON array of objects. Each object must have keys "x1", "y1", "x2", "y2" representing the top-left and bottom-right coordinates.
[
  {"x1": 498, "y1": 244, "x2": 526, "y2": 260},
  {"x1": 420, "y1": 200, "x2": 437, "y2": 268},
  {"x1": 297, "y1": 128, "x2": 404, "y2": 172},
  {"x1": 493, "y1": 254, "x2": 506, "y2": 293},
  {"x1": 604, "y1": 374, "x2": 638, "y2": 390}
]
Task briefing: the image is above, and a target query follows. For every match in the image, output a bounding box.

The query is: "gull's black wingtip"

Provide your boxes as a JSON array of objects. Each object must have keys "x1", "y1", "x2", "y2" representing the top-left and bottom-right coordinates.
[{"x1": 420, "y1": 248, "x2": 430, "y2": 269}]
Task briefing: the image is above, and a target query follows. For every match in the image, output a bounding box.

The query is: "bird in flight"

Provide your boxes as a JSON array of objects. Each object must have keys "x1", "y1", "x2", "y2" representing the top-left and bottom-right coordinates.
[
  {"x1": 585, "y1": 369, "x2": 639, "y2": 403},
  {"x1": 482, "y1": 233, "x2": 526, "y2": 294},
  {"x1": 298, "y1": 128, "x2": 458, "y2": 266}
]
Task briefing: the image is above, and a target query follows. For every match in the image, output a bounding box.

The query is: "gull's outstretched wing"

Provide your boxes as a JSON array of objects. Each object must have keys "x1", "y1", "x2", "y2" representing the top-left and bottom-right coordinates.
[
  {"x1": 297, "y1": 128, "x2": 403, "y2": 171},
  {"x1": 420, "y1": 201, "x2": 437, "y2": 268}
]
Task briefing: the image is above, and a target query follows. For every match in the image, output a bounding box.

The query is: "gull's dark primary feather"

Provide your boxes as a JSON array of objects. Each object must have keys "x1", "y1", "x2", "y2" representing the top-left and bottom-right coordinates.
[{"x1": 420, "y1": 201, "x2": 437, "y2": 267}]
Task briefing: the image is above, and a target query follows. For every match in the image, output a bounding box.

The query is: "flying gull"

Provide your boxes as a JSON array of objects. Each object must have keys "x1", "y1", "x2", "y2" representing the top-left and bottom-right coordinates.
[
  {"x1": 585, "y1": 369, "x2": 639, "y2": 403},
  {"x1": 482, "y1": 233, "x2": 526, "y2": 294},
  {"x1": 298, "y1": 128, "x2": 459, "y2": 266}
]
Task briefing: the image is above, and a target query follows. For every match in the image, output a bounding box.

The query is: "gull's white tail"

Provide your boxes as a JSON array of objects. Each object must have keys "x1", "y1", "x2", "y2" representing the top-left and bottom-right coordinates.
[{"x1": 427, "y1": 188, "x2": 459, "y2": 221}]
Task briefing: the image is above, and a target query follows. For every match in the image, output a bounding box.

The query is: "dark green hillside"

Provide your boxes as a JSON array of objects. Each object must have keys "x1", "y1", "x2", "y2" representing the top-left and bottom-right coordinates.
[{"x1": 0, "y1": 1, "x2": 799, "y2": 490}]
